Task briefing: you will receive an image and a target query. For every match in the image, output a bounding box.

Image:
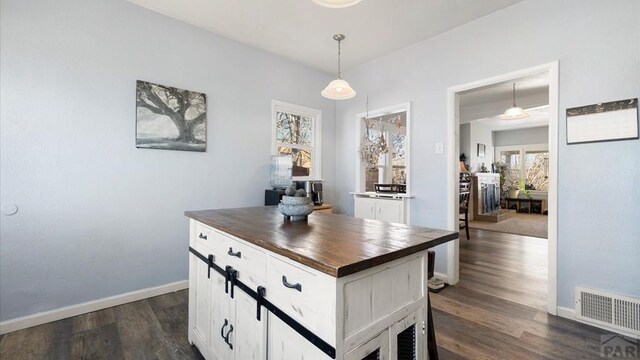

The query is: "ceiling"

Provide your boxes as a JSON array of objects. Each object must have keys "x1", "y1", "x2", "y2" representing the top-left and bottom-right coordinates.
[
  {"x1": 126, "y1": 0, "x2": 523, "y2": 73},
  {"x1": 459, "y1": 72, "x2": 550, "y2": 108},
  {"x1": 459, "y1": 72, "x2": 550, "y2": 128}
]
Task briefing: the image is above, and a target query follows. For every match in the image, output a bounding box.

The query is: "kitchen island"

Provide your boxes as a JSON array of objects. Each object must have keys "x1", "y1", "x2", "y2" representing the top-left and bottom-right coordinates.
[{"x1": 186, "y1": 206, "x2": 457, "y2": 360}]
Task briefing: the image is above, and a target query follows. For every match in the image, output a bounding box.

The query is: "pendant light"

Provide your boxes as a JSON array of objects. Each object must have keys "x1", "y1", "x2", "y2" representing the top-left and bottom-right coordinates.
[
  {"x1": 322, "y1": 34, "x2": 356, "y2": 100},
  {"x1": 500, "y1": 83, "x2": 529, "y2": 120},
  {"x1": 312, "y1": 0, "x2": 362, "y2": 8}
]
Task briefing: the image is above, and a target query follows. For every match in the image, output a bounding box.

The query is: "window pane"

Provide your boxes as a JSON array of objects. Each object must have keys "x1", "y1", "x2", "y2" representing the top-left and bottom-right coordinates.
[
  {"x1": 278, "y1": 146, "x2": 311, "y2": 177},
  {"x1": 276, "y1": 111, "x2": 312, "y2": 146},
  {"x1": 391, "y1": 133, "x2": 406, "y2": 167},
  {"x1": 524, "y1": 151, "x2": 549, "y2": 191}
]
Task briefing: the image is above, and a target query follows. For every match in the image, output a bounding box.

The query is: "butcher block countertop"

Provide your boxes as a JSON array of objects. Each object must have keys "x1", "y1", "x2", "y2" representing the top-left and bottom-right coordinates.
[{"x1": 185, "y1": 206, "x2": 458, "y2": 278}]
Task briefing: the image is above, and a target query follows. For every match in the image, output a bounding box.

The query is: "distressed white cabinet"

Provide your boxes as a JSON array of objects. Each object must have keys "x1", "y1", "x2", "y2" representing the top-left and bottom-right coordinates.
[
  {"x1": 353, "y1": 194, "x2": 411, "y2": 224},
  {"x1": 186, "y1": 207, "x2": 456, "y2": 359},
  {"x1": 188, "y1": 222, "x2": 267, "y2": 360}
]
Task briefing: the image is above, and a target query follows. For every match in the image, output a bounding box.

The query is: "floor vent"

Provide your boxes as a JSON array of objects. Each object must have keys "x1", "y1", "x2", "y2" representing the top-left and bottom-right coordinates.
[{"x1": 575, "y1": 287, "x2": 640, "y2": 338}]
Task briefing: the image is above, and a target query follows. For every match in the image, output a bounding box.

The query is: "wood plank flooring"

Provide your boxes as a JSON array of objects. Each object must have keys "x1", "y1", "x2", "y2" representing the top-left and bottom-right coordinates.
[
  {"x1": 434, "y1": 228, "x2": 606, "y2": 360},
  {"x1": 1, "y1": 228, "x2": 608, "y2": 359}
]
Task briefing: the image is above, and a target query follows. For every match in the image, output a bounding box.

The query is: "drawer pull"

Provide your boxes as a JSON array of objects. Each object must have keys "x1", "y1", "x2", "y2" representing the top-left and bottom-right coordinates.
[
  {"x1": 224, "y1": 324, "x2": 234, "y2": 350},
  {"x1": 220, "y1": 319, "x2": 228, "y2": 339},
  {"x1": 282, "y1": 275, "x2": 302, "y2": 292},
  {"x1": 227, "y1": 247, "x2": 242, "y2": 258},
  {"x1": 198, "y1": 233, "x2": 207, "y2": 240}
]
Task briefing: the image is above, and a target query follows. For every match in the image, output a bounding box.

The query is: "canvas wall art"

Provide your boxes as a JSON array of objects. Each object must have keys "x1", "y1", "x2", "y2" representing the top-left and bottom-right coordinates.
[{"x1": 136, "y1": 80, "x2": 206, "y2": 152}]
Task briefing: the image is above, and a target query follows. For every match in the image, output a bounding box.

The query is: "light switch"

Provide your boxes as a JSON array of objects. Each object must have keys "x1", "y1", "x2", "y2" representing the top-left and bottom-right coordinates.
[{"x1": 435, "y1": 142, "x2": 444, "y2": 154}]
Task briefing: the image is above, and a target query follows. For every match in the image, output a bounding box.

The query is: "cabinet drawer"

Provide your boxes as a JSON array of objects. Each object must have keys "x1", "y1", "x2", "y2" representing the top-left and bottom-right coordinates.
[
  {"x1": 266, "y1": 256, "x2": 335, "y2": 342},
  {"x1": 217, "y1": 232, "x2": 267, "y2": 290},
  {"x1": 194, "y1": 222, "x2": 216, "y2": 252}
]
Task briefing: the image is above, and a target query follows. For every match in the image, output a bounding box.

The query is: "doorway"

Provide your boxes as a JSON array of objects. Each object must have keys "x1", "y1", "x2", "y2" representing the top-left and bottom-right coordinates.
[{"x1": 445, "y1": 62, "x2": 559, "y2": 315}]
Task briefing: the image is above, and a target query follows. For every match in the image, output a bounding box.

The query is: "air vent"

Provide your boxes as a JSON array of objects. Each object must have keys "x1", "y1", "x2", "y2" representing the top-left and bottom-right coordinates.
[{"x1": 575, "y1": 287, "x2": 640, "y2": 338}]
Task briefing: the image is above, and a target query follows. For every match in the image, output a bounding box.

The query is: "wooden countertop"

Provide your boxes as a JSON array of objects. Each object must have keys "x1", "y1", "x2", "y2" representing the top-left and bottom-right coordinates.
[{"x1": 185, "y1": 206, "x2": 458, "y2": 278}]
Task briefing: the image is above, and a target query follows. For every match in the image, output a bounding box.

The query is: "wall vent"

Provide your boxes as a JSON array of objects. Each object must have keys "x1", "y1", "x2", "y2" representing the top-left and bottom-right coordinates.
[{"x1": 575, "y1": 287, "x2": 640, "y2": 338}]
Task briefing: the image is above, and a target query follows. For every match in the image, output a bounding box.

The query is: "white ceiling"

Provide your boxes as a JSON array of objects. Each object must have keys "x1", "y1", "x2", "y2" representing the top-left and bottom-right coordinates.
[
  {"x1": 126, "y1": 0, "x2": 523, "y2": 73},
  {"x1": 459, "y1": 72, "x2": 550, "y2": 126},
  {"x1": 459, "y1": 72, "x2": 550, "y2": 108}
]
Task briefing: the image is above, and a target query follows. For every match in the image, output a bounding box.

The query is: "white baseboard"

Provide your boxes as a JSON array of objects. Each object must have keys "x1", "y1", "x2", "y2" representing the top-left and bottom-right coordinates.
[
  {"x1": 556, "y1": 306, "x2": 575, "y2": 320},
  {"x1": 0, "y1": 280, "x2": 189, "y2": 335},
  {"x1": 433, "y1": 272, "x2": 450, "y2": 284}
]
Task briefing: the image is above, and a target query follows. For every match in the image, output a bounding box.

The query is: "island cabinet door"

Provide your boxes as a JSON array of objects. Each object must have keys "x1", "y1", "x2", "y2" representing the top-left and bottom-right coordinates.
[
  {"x1": 190, "y1": 246, "x2": 214, "y2": 356},
  {"x1": 210, "y1": 274, "x2": 233, "y2": 360},
  {"x1": 230, "y1": 289, "x2": 267, "y2": 360},
  {"x1": 345, "y1": 330, "x2": 389, "y2": 360},
  {"x1": 267, "y1": 315, "x2": 333, "y2": 360},
  {"x1": 388, "y1": 309, "x2": 425, "y2": 360}
]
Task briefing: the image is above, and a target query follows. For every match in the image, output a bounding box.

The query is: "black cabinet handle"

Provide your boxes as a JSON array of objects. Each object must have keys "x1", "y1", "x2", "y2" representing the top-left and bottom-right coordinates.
[
  {"x1": 199, "y1": 233, "x2": 207, "y2": 240},
  {"x1": 227, "y1": 247, "x2": 241, "y2": 258},
  {"x1": 220, "y1": 319, "x2": 228, "y2": 339},
  {"x1": 224, "y1": 324, "x2": 234, "y2": 350},
  {"x1": 282, "y1": 275, "x2": 302, "y2": 292}
]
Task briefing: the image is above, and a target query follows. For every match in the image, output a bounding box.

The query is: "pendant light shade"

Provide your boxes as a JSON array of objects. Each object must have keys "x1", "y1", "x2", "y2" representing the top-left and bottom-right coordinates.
[
  {"x1": 322, "y1": 34, "x2": 356, "y2": 100},
  {"x1": 312, "y1": 0, "x2": 362, "y2": 8},
  {"x1": 322, "y1": 79, "x2": 356, "y2": 99},
  {"x1": 500, "y1": 83, "x2": 529, "y2": 120}
]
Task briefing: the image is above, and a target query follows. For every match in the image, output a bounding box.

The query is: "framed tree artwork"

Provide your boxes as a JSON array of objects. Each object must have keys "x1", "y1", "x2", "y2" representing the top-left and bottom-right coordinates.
[{"x1": 136, "y1": 80, "x2": 206, "y2": 152}]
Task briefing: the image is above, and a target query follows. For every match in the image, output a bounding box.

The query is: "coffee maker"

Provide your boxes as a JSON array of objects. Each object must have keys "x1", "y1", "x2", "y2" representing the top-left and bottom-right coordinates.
[{"x1": 311, "y1": 181, "x2": 323, "y2": 206}]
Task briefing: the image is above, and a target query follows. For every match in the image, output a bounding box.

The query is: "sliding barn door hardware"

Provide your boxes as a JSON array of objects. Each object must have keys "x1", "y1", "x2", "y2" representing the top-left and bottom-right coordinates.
[
  {"x1": 256, "y1": 286, "x2": 266, "y2": 321},
  {"x1": 189, "y1": 246, "x2": 336, "y2": 359}
]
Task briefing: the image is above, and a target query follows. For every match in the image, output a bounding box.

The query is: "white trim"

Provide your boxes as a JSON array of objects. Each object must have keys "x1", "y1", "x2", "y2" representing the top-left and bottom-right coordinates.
[
  {"x1": 271, "y1": 100, "x2": 323, "y2": 181},
  {"x1": 446, "y1": 61, "x2": 559, "y2": 314},
  {"x1": 557, "y1": 306, "x2": 575, "y2": 320},
  {"x1": 0, "y1": 280, "x2": 189, "y2": 335},
  {"x1": 354, "y1": 102, "x2": 411, "y2": 195}
]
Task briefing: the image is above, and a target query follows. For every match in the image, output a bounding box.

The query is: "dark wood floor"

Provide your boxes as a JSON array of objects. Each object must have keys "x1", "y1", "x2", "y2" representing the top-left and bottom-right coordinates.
[
  {"x1": 434, "y1": 228, "x2": 605, "y2": 360},
  {"x1": 1, "y1": 229, "x2": 606, "y2": 359}
]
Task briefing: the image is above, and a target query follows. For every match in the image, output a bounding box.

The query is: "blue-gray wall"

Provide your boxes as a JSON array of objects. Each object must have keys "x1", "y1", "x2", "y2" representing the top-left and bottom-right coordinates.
[
  {"x1": 335, "y1": 0, "x2": 640, "y2": 309},
  {"x1": 494, "y1": 126, "x2": 549, "y2": 147},
  {"x1": 0, "y1": 0, "x2": 336, "y2": 321}
]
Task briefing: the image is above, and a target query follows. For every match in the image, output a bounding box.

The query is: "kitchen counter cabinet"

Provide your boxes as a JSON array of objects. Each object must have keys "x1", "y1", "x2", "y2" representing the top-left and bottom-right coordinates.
[{"x1": 186, "y1": 206, "x2": 457, "y2": 360}]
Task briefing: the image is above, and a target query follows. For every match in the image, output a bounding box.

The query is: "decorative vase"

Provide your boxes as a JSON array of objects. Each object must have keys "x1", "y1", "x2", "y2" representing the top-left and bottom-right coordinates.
[
  {"x1": 508, "y1": 189, "x2": 520, "y2": 198},
  {"x1": 269, "y1": 155, "x2": 293, "y2": 189},
  {"x1": 279, "y1": 196, "x2": 314, "y2": 222}
]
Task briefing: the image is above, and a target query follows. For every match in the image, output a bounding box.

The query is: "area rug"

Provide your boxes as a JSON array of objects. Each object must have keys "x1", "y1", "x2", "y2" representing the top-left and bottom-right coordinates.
[{"x1": 469, "y1": 213, "x2": 548, "y2": 238}]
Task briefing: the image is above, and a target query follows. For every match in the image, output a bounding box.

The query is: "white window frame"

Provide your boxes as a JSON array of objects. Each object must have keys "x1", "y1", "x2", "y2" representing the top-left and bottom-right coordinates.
[
  {"x1": 271, "y1": 100, "x2": 322, "y2": 181},
  {"x1": 495, "y1": 143, "x2": 549, "y2": 191}
]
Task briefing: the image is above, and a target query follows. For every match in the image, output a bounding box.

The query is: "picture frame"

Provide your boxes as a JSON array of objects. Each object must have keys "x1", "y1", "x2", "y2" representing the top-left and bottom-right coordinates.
[
  {"x1": 477, "y1": 143, "x2": 486, "y2": 157},
  {"x1": 136, "y1": 80, "x2": 207, "y2": 152}
]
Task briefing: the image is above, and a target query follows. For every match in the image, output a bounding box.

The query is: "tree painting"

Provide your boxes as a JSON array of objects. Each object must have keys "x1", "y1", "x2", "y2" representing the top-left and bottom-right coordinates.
[{"x1": 136, "y1": 80, "x2": 206, "y2": 152}]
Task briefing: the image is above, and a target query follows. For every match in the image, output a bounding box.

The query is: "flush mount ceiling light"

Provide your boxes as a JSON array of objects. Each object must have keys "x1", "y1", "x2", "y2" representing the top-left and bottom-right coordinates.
[
  {"x1": 500, "y1": 82, "x2": 529, "y2": 120},
  {"x1": 322, "y1": 34, "x2": 356, "y2": 100},
  {"x1": 312, "y1": 0, "x2": 363, "y2": 8}
]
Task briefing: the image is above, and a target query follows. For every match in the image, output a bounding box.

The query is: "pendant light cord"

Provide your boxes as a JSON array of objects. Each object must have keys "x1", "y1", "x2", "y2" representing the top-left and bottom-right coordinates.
[
  {"x1": 512, "y1": 83, "x2": 517, "y2": 107},
  {"x1": 337, "y1": 38, "x2": 342, "y2": 79}
]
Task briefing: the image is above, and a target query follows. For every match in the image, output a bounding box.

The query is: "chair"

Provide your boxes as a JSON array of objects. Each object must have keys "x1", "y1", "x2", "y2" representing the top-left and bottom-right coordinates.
[
  {"x1": 459, "y1": 182, "x2": 470, "y2": 240},
  {"x1": 427, "y1": 250, "x2": 438, "y2": 360}
]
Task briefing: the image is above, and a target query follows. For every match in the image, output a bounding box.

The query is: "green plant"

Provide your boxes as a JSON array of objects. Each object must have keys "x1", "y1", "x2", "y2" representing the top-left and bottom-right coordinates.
[{"x1": 518, "y1": 178, "x2": 532, "y2": 199}]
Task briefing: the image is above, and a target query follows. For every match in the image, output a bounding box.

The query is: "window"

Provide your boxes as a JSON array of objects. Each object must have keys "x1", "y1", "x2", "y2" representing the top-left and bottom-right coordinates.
[
  {"x1": 272, "y1": 101, "x2": 322, "y2": 180},
  {"x1": 497, "y1": 144, "x2": 549, "y2": 191}
]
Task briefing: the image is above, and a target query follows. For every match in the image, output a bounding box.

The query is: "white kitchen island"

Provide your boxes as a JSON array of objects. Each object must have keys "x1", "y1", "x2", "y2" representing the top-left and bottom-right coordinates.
[{"x1": 186, "y1": 206, "x2": 457, "y2": 360}]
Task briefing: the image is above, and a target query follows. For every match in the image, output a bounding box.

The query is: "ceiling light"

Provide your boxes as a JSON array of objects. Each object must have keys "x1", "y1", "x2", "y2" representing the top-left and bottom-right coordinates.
[
  {"x1": 322, "y1": 34, "x2": 356, "y2": 100},
  {"x1": 500, "y1": 83, "x2": 529, "y2": 120},
  {"x1": 312, "y1": 0, "x2": 363, "y2": 8}
]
